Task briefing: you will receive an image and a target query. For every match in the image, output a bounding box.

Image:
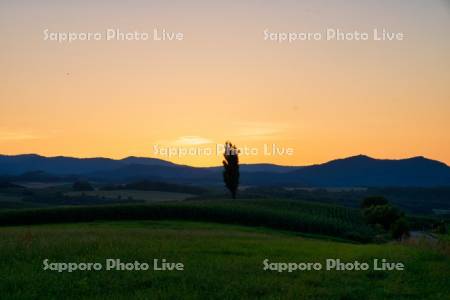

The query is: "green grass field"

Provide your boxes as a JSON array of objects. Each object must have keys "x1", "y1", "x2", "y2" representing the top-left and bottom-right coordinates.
[
  {"x1": 0, "y1": 196, "x2": 448, "y2": 299},
  {"x1": 1, "y1": 221, "x2": 449, "y2": 299}
]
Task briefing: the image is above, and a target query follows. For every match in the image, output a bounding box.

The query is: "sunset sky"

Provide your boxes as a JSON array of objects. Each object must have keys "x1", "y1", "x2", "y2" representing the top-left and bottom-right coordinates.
[{"x1": 1, "y1": 0, "x2": 449, "y2": 166}]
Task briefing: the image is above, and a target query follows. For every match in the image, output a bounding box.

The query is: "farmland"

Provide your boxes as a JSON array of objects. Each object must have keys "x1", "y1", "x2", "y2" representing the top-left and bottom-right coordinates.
[
  {"x1": 0, "y1": 182, "x2": 448, "y2": 299},
  {"x1": 65, "y1": 190, "x2": 193, "y2": 202},
  {"x1": 0, "y1": 221, "x2": 449, "y2": 299},
  {"x1": 0, "y1": 199, "x2": 375, "y2": 242}
]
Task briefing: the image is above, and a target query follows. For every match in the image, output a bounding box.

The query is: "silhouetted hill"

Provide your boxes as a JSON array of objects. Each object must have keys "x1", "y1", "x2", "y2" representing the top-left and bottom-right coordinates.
[
  {"x1": 0, "y1": 154, "x2": 175, "y2": 175},
  {"x1": 0, "y1": 170, "x2": 79, "y2": 183},
  {"x1": 207, "y1": 164, "x2": 300, "y2": 173},
  {"x1": 119, "y1": 156, "x2": 177, "y2": 167},
  {"x1": 88, "y1": 163, "x2": 219, "y2": 183},
  {"x1": 280, "y1": 155, "x2": 450, "y2": 187},
  {"x1": 0, "y1": 154, "x2": 449, "y2": 187}
]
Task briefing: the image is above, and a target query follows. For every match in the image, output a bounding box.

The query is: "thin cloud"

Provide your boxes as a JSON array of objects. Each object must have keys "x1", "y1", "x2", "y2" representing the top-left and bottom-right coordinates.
[
  {"x1": 0, "y1": 131, "x2": 42, "y2": 141},
  {"x1": 171, "y1": 136, "x2": 213, "y2": 145}
]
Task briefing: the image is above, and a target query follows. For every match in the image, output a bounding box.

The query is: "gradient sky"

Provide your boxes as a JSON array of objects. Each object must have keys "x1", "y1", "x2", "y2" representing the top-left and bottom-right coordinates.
[{"x1": 1, "y1": 0, "x2": 449, "y2": 166}]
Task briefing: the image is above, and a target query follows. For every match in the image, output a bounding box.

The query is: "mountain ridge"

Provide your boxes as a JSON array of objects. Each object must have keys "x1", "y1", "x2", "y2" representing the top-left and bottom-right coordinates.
[{"x1": 1, "y1": 153, "x2": 449, "y2": 187}]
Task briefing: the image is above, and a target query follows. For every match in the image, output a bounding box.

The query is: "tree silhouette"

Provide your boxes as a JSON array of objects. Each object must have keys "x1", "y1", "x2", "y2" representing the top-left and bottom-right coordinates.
[{"x1": 223, "y1": 141, "x2": 239, "y2": 199}]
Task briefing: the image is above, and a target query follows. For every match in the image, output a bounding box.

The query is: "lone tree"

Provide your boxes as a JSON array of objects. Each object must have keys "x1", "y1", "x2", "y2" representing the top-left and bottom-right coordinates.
[{"x1": 223, "y1": 141, "x2": 239, "y2": 199}]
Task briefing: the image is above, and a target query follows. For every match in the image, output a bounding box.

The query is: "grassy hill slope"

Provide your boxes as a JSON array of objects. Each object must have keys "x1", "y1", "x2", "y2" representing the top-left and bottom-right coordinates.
[{"x1": 0, "y1": 221, "x2": 448, "y2": 299}]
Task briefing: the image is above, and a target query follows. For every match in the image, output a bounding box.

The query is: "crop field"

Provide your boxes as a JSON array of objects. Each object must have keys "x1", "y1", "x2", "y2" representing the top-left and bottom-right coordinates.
[{"x1": 0, "y1": 199, "x2": 376, "y2": 242}]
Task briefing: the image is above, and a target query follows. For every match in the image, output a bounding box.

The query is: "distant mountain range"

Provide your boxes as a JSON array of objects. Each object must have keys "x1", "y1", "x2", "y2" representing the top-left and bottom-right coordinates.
[
  {"x1": 1, "y1": 154, "x2": 449, "y2": 187},
  {"x1": 0, "y1": 154, "x2": 176, "y2": 175}
]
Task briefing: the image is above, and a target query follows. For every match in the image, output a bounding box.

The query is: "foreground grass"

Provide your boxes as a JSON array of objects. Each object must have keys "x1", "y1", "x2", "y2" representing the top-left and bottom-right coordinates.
[{"x1": 0, "y1": 221, "x2": 449, "y2": 299}]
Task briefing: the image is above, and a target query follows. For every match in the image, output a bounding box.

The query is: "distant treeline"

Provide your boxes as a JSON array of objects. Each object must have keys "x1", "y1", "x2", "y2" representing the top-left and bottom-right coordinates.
[
  {"x1": 22, "y1": 193, "x2": 144, "y2": 206},
  {"x1": 232, "y1": 187, "x2": 450, "y2": 215},
  {"x1": 100, "y1": 180, "x2": 207, "y2": 195}
]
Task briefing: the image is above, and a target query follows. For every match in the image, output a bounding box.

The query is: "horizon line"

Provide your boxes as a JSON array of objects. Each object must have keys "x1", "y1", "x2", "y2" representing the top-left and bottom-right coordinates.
[{"x1": 0, "y1": 152, "x2": 447, "y2": 168}]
